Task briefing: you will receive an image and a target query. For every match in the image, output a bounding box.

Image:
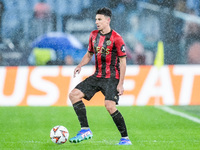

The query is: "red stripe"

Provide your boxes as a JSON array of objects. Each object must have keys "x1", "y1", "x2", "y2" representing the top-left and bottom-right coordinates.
[{"x1": 97, "y1": 36, "x2": 105, "y2": 77}]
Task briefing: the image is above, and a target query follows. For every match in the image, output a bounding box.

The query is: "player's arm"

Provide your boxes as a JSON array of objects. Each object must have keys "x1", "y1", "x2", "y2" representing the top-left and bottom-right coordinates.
[
  {"x1": 117, "y1": 56, "x2": 126, "y2": 95},
  {"x1": 74, "y1": 51, "x2": 93, "y2": 77}
]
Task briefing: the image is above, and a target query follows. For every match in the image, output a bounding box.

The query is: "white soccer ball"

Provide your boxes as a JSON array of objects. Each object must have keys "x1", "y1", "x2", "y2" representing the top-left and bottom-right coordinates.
[{"x1": 50, "y1": 125, "x2": 69, "y2": 144}]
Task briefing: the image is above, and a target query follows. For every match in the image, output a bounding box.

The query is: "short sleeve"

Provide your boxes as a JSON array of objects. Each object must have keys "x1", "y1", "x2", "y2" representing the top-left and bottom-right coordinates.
[
  {"x1": 115, "y1": 36, "x2": 126, "y2": 57},
  {"x1": 88, "y1": 32, "x2": 94, "y2": 54}
]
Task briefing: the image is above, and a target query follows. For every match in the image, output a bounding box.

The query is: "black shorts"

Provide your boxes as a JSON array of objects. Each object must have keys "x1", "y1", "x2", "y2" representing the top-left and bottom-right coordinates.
[{"x1": 75, "y1": 76, "x2": 119, "y2": 104}]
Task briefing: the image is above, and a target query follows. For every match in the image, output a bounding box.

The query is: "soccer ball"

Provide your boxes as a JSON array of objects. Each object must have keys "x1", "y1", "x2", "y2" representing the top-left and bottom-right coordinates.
[{"x1": 50, "y1": 125, "x2": 69, "y2": 144}]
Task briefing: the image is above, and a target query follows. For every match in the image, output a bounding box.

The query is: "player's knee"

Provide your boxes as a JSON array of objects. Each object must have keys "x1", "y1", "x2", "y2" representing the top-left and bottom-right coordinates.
[
  {"x1": 105, "y1": 101, "x2": 117, "y2": 114},
  {"x1": 69, "y1": 90, "x2": 78, "y2": 100},
  {"x1": 69, "y1": 91, "x2": 74, "y2": 101},
  {"x1": 69, "y1": 89, "x2": 84, "y2": 103}
]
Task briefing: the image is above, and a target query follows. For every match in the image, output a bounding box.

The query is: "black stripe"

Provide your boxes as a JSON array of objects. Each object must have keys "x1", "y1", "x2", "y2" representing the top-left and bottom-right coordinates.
[{"x1": 101, "y1": 31, "x2": 112, "y2": 78}]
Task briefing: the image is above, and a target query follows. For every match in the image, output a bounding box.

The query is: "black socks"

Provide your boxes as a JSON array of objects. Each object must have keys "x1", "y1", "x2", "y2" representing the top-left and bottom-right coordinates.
[
  {"x1": 111, "y1": 110, "x2": 128, "y2": 137},
  {"x1": 73, "y1": 101, "x2": 128, "y2": 138},
  {"x1": 73, "y1": 101, "x2": 89, "y2": 128}
]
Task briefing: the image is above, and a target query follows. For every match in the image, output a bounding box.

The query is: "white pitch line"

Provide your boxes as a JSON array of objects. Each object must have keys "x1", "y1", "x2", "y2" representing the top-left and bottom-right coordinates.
[{"x1": 156, "y1": 106, "x2": 200, "y2": 124}]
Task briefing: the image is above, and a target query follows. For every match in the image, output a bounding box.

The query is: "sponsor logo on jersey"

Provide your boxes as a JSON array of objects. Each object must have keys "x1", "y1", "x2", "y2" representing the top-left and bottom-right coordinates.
[{"x1": 95, "y1": 46, "x2": 110, "y2": 55}]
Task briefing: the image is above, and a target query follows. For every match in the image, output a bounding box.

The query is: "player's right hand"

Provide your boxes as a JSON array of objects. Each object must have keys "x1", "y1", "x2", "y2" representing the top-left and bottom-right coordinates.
[{"x1": 74, "y1": 66, "x2": 81, "y2": 77}]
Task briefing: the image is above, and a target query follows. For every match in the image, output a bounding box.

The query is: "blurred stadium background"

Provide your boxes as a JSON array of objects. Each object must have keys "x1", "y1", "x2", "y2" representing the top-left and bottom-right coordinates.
[{"x1": 0, "y1": 0, "x2": 200, "y2": 66}]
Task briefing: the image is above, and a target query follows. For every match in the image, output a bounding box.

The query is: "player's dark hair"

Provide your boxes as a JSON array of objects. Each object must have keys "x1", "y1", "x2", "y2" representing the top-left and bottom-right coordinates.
[{"x1": 96, "y1": 7, "x2": 112, "y2": 18}]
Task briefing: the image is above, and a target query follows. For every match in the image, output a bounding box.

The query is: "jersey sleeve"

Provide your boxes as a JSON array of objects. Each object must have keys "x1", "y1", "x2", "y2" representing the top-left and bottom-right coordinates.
[
  {"x1": 115, "y1": 36, "x2": 126, "y2": 57},
  {"x1": 88, "y1": 32, "x2": 94, "y2": 54}
]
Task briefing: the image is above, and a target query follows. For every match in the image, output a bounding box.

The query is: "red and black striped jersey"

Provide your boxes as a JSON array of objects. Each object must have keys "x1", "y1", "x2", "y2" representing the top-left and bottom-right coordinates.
[{"x1": 88, "y1": 29, "x2": 126, "y2": 79}]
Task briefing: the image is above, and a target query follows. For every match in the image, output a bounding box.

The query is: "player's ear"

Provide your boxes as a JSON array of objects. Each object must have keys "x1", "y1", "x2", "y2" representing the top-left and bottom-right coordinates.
[{"x1": 107, "y1": 17, "x2": 111, "y2": 23}]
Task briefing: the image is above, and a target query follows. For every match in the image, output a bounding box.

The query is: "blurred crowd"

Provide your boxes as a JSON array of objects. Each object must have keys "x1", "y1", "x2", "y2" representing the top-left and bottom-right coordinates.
[{"x1": 0, "y1": 0, "x2": 200, "y2": 66}]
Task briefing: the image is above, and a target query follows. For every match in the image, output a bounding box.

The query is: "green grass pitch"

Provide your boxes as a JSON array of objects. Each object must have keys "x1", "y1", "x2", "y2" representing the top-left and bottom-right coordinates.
[{"x1": 0, "y1": 106, "x2": 200, "y2": 150}]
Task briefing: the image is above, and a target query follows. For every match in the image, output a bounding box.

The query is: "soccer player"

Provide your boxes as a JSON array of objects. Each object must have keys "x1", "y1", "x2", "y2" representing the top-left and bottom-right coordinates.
[{"x1": 69, "y1": 7, "x2": 132, "y2": 145}]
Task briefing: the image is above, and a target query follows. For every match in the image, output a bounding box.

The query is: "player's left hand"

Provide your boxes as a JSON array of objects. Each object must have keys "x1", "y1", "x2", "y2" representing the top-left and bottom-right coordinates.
[
  {"x1": 117, "y1": 84, "x2": 124, "y2": 96},
  {"x1": 74, "y1": 65, "x2": 81, "y2": 77}
]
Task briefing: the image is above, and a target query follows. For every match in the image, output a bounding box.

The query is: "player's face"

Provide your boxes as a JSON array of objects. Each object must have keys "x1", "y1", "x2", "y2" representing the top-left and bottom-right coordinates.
[{"x1": 95, "y1": 14, "x2": 110, "y2": 31}]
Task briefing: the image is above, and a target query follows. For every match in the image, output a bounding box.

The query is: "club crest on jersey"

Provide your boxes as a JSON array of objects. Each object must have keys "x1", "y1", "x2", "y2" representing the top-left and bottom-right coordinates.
[
  {"x1": 106, "y1": 40, "x2": 111, "y2": 46},
  {"x1": 93, "y1": 40, "x2": 96, "y2": 44},
  {"x1": 121, "y1": 45, "x2": 126, "y2": 52}
]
